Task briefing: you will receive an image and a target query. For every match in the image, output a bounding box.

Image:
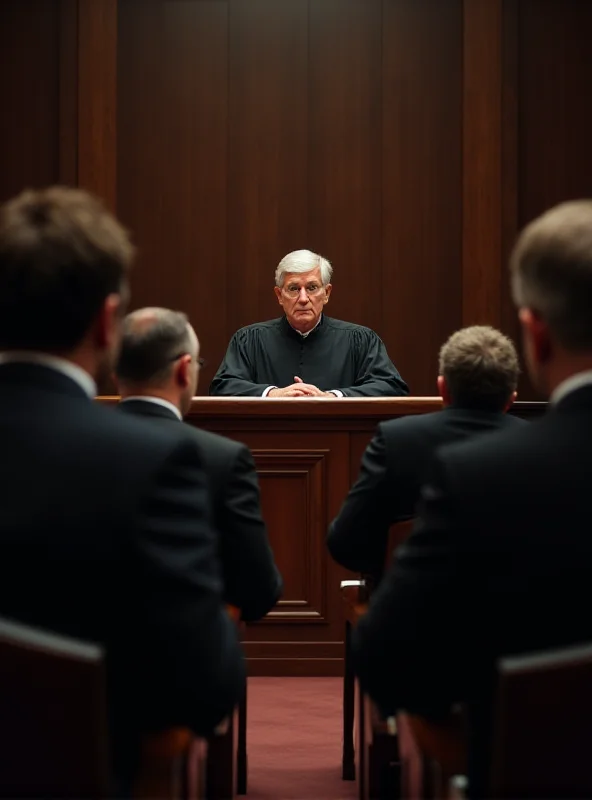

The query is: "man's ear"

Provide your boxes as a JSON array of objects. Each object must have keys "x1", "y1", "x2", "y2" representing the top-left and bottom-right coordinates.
[
  {"x1": 519, "y1": 307, "x2": 552, "y2": 364},
  {"x1": 274, "y1": 286, "x2": 283, "y2": 307},
  {"x1": 437, "y1": 375, "x2": 452, "y2": 406},
  {"x1": 175, "y1": 354, "x2": 192, "y2": 388},
  {"x1": 324, "y1": 283, "x2": 332, "y2": 302},
  {"x1": 504, "y1": 390, "x2": 518, "y2": 412},
  {"x1": 96, "y1": 293, "x2": 123, "y2": 349}
]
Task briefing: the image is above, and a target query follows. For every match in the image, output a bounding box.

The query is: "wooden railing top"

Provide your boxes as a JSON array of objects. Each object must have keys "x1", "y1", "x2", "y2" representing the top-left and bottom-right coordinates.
[{"x1": 98, "y1": 396, "x2": 545, "y2": 422}]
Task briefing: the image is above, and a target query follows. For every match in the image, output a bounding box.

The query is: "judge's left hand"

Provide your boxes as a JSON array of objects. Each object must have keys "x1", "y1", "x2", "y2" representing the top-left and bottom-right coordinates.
[{"x1": 294, "y1": 376, "x2": 335, "y2": 397}]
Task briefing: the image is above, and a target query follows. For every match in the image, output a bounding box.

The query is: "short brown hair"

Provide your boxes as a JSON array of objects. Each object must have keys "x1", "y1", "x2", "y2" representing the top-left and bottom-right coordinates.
[
  {"x1": 439, "y1": 326, "x2": 519, "y2": 411},
  {"x1": 510, "y1": 200, "x2": 592, "y2": 350},
  {"x1": 0, "y1": 186, "x2": 134, "y2": 351}
]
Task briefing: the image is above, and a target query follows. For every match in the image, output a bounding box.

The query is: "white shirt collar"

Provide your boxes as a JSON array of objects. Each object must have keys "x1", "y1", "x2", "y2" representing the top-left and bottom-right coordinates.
[
  {"x1": 120, "y1": 395, "x2": 183, "y2": 420},
  {"x1": 289, "y1": 314, "x2": 322, "y2": 338},
  {"x1": 0, "y1": 351, "x2": 96, "y2": 398},
  {"x1": 550, "y1": 370, "x2": 592, "y2": 406}
]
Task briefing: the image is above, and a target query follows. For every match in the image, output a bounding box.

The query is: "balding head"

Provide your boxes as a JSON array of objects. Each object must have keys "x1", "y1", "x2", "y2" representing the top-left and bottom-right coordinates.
[{"x1": 116, "y1": 307, "x2": 199, "y2": 415}]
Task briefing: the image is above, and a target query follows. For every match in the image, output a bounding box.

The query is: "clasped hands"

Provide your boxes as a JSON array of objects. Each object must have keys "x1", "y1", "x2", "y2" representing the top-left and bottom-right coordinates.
[{"x1": 267, "y1": 376, "x2": 335, "y2": 398}]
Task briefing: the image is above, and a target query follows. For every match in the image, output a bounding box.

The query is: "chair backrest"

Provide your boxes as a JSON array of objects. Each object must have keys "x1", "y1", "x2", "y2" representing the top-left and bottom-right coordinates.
[
  {"x1": 384, "y1": 518, "x2": 415, "y2": 572},
  {"x1": 490, "y1": 641, "x2": 592, "y2": 799},
  {"x1": 0, "y1": 616, "x2": 110, "y2": 798}
]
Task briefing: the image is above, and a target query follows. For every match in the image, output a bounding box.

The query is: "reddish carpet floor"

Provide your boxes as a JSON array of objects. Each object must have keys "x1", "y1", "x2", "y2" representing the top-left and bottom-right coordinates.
[{"x1": 246, "y1": 677, "x2": 356, "y2": 800}]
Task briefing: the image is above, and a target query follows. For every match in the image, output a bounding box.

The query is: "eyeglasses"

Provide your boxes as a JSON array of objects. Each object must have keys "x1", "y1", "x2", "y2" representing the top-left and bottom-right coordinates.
[
  {"x1": 283, "y1": 283, "x2": 324, "y2": 299},
  {"x1": 170, "y1": 353, "x2": 207, "y2": 369}
]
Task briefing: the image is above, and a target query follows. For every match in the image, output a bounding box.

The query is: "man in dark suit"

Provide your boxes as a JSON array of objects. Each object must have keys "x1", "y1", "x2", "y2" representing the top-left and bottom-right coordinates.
[
  {"x1": 0, "y1": 187, "x2": 244, "y2": 790},
  {"x1": 327, "y1": 325, "x2": 525, "y2": 580},
  {"x1": 353, "y1": 200, "x2": 592, "y2": 797},
  {"x1": 115, "y1": 306, "x2": 283, "y2": 621}
]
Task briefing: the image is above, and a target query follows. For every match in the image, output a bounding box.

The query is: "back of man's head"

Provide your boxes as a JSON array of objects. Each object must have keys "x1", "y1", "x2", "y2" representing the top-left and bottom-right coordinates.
[
  {"x1": 0, "y1": 186, "x2": 133, "y2": 352},
  {"x1": 511, "y1": 200, "x2": 592, "y2": 351},
  {"x1": 116, "y1": 308, "x2": 198, "y2": 415},
  {"x1": 438, "y1": 326, "x2": 519, "y2": 412}
]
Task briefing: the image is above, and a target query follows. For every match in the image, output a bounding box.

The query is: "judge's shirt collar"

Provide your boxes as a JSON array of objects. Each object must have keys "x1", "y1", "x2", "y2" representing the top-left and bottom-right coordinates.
[
  {"x1": 288, "y1": 314, "x2": 323, "y2": 339},
  {"x1": 550, "y1": 369, "x2": 592, "y2": 406},
  {"x1": 0, "y1": 351, "x2": 97, "y2": 398},
  {"x1": 121, "y1": 395, "x2": 183, "y2": 420}
]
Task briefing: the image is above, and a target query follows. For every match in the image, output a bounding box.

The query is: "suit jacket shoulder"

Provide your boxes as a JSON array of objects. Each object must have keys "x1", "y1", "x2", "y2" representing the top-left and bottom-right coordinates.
[
  {"x1": 437, "y1": 411, "x2": 546, "y2": 491},
  {"x1": 378, "y1": 407, "x2": 522, "y2": 479},
  {"x1": 327, "y1": 407, "x2": 526, "y2": 577},
  {"x1": 49, "y1": 397, "x2": 201, "y2": 498},
  {"x1": 380, "y1": 406, "x2": 523, "y2": 444},
  {"x1": 184, "y1": 425, "x2": 245, "y2": 470},
  {"x1": 178, "y1": 424, "x2": 248, "y2": 511}
]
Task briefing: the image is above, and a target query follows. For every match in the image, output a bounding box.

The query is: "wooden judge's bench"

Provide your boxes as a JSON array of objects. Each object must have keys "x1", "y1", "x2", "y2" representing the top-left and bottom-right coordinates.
[{"x1": 179, "y1": 397, "x2": 545, "y2": 677}]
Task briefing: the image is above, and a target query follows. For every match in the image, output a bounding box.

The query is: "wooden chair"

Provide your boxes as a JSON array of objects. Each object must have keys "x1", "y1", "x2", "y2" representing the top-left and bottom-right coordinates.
[
  {"x1": 0, "y1": 615, "x2": 206, "y2": 799},
  {"x1": 0, "y1": 615, "x2": 111, "y2": 798},
  {"x1": 136, "y1": 728, "x2": 207, "y2": 800},
  {"x1": 340, "y1": 518, "x2": 415, "y2": 798},
  {"x1": 206, "y1": 604, "x2": 248, "y2": 799},
  {"x1": 341, "y1": 576, "x2": 369, "y2": 783},
  {"x1": 397, "y1": 713, "x2": 436, "y2": 800},
  {"x1": 396, "y1": 709, "x2": 467, "y2": 800},
  {"x1": 398, "y1": 641, "x2": 592, "y2": 800},
  {"x1": 489, "y1": 641, "x2": 592, "y2": 799},
  {"x1": 231, "y1": 607, "x2": 248, "y2": 797}
]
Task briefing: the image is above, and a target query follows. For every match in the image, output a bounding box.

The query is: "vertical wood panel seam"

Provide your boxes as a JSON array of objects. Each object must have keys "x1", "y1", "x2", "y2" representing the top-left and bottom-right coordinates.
[
  {"x1": 379, "y1": 0, "x2": 384, "y2": 342},
  {"x1": 462, "y1": 0, "x2": 503, "y2": 328},
  {"x1": 58, "y1": 0, "x2": 79, "y2": 186},
  {"x1": 225, "y1": 0, "x2": 231, "y2": 355},
  {"x1": 461, "y1": 0, "x2": 466, "y2": 325},
  {"x1": 113, "y1": 2, "x2": 118, "y2": 212},
  {"x1": 77, "y1": 0, "x2": 117, "y2": 209},
  {"x1": 500, "y1": 0, "x2": 519, "y2": 326},
  {"x1": 499, "y1": 0, "x2": 506, "y2": 325},
  {"x1": 225, "y1": 0, "x2": 231, "y2": 349},
  {"x1": 306, "y1": 0, "x2": 311, "y2": 263}
]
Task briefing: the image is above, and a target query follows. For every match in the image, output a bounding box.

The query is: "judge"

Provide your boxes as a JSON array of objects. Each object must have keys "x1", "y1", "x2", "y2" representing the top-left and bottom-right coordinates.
[{"x1": 210, "y1": 250, "x2": 408, "y2": 397}]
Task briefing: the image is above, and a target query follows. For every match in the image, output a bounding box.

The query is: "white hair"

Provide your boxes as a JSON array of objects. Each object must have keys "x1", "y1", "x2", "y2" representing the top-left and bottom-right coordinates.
[{"x1": 274, "y1": 249, "x2": 333, "y2": 287}]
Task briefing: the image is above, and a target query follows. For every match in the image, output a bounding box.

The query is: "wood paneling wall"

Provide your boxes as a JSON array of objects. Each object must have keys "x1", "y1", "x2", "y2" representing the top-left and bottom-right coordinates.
[
  {"x1": 0, "y1": 1, "x2": 61, "y2": 196},
  {"x1": 2, "y1": 0, "x2": 592, "y2": 399}
]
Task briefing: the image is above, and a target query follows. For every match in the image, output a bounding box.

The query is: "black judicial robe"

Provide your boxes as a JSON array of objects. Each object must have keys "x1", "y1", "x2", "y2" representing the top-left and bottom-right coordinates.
[{"x1": 209, "y1": 315, "x2": 409, "y2": 397}]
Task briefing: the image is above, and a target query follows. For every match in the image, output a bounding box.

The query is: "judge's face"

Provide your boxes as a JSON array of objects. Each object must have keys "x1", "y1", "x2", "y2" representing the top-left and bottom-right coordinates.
[{"x1": 274, "y1": 267, "x2": 332, "y2": 333}]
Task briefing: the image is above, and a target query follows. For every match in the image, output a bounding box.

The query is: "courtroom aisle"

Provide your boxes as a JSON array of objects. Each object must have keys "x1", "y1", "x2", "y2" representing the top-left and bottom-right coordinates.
[{"x1": 246, "y1": 677, "x2": 356, "y2": 800}]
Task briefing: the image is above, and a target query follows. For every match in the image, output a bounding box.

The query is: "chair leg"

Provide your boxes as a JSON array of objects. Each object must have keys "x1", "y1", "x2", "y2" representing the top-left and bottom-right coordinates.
[
  {"x1": 367, "y1": 741, "x2": 401, "y2": 800},
  {"x1": 357, "y1": 680, "x2": 366, "y2": 800},
  {"x1": 343, "y1": 620, "x2": 356, "y2": 780},
  {"x1": 206, "y1": 713, "x2": 237, "y2": 799},
  {"x1": 236, "y1": 685, "x2": 247, "y2": 795}
]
